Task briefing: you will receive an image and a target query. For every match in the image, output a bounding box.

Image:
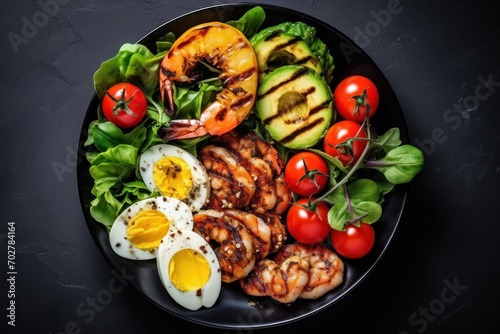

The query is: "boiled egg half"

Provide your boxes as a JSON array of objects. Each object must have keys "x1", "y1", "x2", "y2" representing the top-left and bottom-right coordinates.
[
  {"x1": 157, "y1": 229, "x2": 221, "y2": 310},
  {"x1": 139, "y1": 144, "x2": 209, "y2": 212},
  {"x1": 109, "y1": 196, "x2": 193, "y2": 260}
]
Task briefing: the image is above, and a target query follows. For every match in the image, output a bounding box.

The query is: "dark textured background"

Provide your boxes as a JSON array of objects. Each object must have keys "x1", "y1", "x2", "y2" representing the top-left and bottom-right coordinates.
[{"x1": 1, "y1": 0, "x2": 499, "y2": 333}]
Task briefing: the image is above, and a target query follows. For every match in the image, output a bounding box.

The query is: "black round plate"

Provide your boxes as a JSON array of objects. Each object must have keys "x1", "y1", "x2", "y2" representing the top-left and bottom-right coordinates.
[{"x1": 77, "y1": 3, "x2": 408, "y2": 330}]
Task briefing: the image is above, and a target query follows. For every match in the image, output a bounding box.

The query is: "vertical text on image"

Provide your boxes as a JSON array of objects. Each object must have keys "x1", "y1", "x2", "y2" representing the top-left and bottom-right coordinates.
[{"x1": 6, "y1": 221, "x2": 17, "y2": 327}]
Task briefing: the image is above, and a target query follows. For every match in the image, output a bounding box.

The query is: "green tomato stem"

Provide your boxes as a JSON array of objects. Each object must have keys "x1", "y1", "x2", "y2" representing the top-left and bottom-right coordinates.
[
  {"x1": 311, "y1": 119, "x2": 372, "y2": 206},
  {"x1": 146, "y1": 95, "x2": 166, "y2": 122}
]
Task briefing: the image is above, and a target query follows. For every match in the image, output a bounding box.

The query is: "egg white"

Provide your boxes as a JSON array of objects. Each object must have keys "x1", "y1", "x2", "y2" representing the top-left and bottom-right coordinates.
[
  {"x1": 139, "y1": 144, "x2": 210, "y2": 212},
  {"x1": 109, "y1": 196, "x2": 194, "y2": 260},
  {"x1": 157, "y1": 229, "x2": 221, "y2": 311}
]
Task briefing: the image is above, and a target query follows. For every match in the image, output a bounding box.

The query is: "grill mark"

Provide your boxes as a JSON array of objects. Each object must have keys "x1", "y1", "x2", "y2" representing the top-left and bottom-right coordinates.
[
  {"x1": 201, "y1": 149, "x2": 237, "y2": 185},
  {"x1": 220, "y1": 144, "x2": 247, "y2": 166},
  {"x1": 199, "y1": 147, "x2": 254, "y2": 209},
  {"x1": 224, "y1": 211, "x2": 268, "y2": 249},
  {"x1": 254, "y1": 211, "x2": 286, "y2": 252},
  {"x1": 303, "y1": 86, "x2": 317, "y2": 96},
  {"x1": 217, "y1": 38, "x2": 251, "y2": 70},
  {"x1": 264, "y1": 28, "x2": 286, "y2": 41},
  {"x1": 273, "y1": 36, "x2": 302, "y2": 51},
  {"x1": 279, "y1": 117, "x2": 325, "y2": 145},
  {"x1": 193, "y1": 213, "x2": 247, "y2": 280},
  {"x1": 263, "y1": 99, "x2": 304, "y2": 126},
  {"x1": 278, "y1": 269, "x2": 288, "y2": 296},
  {"x1": 243, "y1": 262, "x2": 267, "y2": 293},
  {"x1": 235, "y1": 39, "x2": 251, "y2": 51},
  {"x1": 205, "y1": 171, "x2": 252, "y2": 210},
  {"x1": 310, "y1": 100, "x2": 332, "y2": 116},
  {"x1": 221, "y1": 67, "x2": 257, "y2": 87},
  {"x1": 262, "y1": 33, "x2": 317, "y2": 69},
  {"x1": 256, "y1": 66, "x2": 311, "y2": 102},
  {"x1": 230, "y1": 94, "x2": 254, "y2": 111},
  {"x1": 176, "y1": 26, "x2": 210, "y2": 50},
  {"x1": 194, "y1": 214, "x2": 246, "y2": 255},
  {"x1": 160, "y1": 66, "x2": 176, "y2": 78},
  {"x1": 262, "y1": 95, "x2": 330, "y2": 126},
  {"x1": 296, "y1": 55, "x2": 317, "y2": 66},
  {"x1": 214, "y1": 107, "x2": 228, "y2": 122}
]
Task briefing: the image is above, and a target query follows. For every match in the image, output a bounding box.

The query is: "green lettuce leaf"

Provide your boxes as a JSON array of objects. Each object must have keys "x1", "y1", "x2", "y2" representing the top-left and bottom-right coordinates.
[
  {"x1": 226, "y1": 5, "x2": 266, "y2": 38},
  {"x1": 93, "y1": 40, "x2": 170, "y2": 99}
]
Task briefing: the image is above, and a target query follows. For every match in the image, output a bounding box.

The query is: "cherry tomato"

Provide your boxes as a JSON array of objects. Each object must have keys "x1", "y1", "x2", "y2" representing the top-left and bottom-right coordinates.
[
  {"x1": 284, "y1": 152, "x2": 329, "y2": 197},
  {"x1": 286, "y1": 198, "x2": 331, "y2": 244},
  {"x1": 102, "y1": 83, "x2": 147, "y2": 129},
  {"x1": 323, "y1": 120, "x2": 368, "y2": 167},
  {"x1": 334, "y1": 75, "x2": 379, "y2": 123},
  {"x1": 330, "y1": 222, "x2": 375, "y2": 259}
]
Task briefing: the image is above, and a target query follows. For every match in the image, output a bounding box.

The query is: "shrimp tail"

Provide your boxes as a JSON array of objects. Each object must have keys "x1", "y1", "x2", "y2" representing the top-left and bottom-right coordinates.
[
  {"x1": 159, "y1": 120, "x2": 209, "y2": 140},
  {"x1": 159, "y1": 72, "x2": 175, "y2": 116}
]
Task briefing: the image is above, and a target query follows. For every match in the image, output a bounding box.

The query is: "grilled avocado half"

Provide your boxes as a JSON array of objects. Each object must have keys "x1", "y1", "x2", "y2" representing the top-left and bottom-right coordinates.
[
  {"x1": 255, "y1": 65, "x2": 334, "y2": 149},
  {"x1": 252, "y1": 31, "x2": 322, "y2": 82}
]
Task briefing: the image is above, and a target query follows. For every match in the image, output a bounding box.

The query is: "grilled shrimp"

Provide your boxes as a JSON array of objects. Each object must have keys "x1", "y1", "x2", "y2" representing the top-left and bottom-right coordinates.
[
  {"x1": 193, "y1": 210, "x2": 255, "y2": 283},
  {"x1": 274, "y1": 243, "x2": 345, "y2": 299},
  {"x1": 253, "y1": 211, "x2": 287, "y2": 254},
  {"x1": 274, "y1": 174, "x2": 292, "y2": 215},
  {"x1": 223, "y1": 209, "x2": 271, "y2": 261},
  {"x1": 159, "y1": 22, "x2": 258, "y2": 139},
  {"x1": 199, "y1": 145, "x2": 255, "y2": 210},
  {"x1": 211, "y1": 130, "x2": 292, "y2": 214},
  {"x1": 246, "y1": 157, "x2": 277, "y2": 213},
  {"x1": 214, "y1": 130, "x2": 285, "y2": 175},
  {"x1": 240, "y1": 256, "x2": 310, "y2": 304}
]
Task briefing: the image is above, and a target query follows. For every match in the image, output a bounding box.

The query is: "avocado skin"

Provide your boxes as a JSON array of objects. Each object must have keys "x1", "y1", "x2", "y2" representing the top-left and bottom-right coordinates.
[{"x1": 256, "y1": 65, "x2": 334, "y2": 150}]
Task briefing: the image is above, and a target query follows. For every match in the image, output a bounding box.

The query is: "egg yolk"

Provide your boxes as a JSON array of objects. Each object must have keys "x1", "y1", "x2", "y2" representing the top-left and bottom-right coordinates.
[
  {"x1": 168, "y1": 249, "x2": 210, "y2": 291},
  {"x1": 126, "y1": 209, "x2": 170, "y2": 250},
  {"x1": 153, "y1": 156, "x2": 193, "y2": 200}
]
